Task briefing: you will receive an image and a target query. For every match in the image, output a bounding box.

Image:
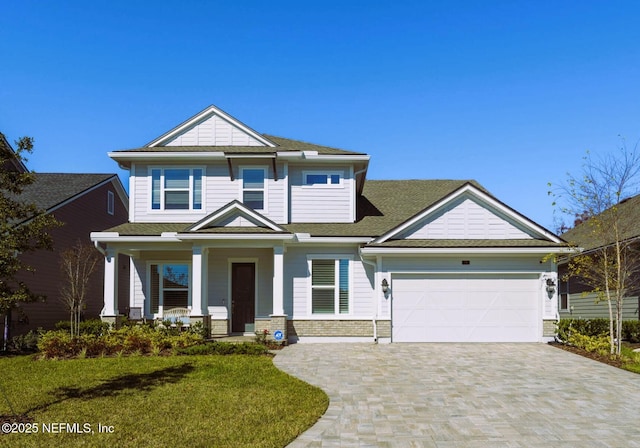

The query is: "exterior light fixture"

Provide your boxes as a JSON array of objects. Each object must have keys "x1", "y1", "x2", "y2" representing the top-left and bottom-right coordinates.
[
  {"x1": 546, "y1": 278, "x2": 556, "y2": 294},
  {"x1": 381, "y1": 278, "x2": 389, "y2": 293}
]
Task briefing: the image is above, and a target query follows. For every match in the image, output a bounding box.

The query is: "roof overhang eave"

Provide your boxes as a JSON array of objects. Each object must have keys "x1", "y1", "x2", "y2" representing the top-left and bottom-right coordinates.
[{"x1": 360, "y1": 246, "x2": 576, "y2": 256}]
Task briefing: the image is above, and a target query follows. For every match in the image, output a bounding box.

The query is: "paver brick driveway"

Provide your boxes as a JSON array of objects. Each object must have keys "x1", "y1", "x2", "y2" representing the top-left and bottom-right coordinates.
[{"x1": 274, "y1": 343, "x2": 640, "y2": 447}]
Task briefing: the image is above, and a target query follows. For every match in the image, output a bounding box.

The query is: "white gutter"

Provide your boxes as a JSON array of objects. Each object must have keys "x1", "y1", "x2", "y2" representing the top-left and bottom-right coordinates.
[
  {"x1": 109, "y1": 152, "x2": 227, "y2": 161},
  {"x1": 360, "y1": 247, "x2": 575, "y2": 255},
  {"x1": 294, "y1": 233, "x2": 373, "y2": 244},
  {"x1": 177, "y1": 233, "x2": 295, "y2": 241}
]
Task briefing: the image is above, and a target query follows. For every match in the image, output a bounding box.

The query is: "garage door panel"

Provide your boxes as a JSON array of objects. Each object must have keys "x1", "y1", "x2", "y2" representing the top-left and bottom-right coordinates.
[{"x1": 392, "y1": 274, "x2": 539, "y2": 342}]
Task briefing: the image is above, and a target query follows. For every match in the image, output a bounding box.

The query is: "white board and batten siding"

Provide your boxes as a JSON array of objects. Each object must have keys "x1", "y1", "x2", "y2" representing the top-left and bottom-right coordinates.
[
  {"x1": 163, "y1": 113, "x2": 265, "y2": 147},
  {"x1": 400, "y1": 196, "x2": 532, "y2": 240},
  {"x1": 289, "y1": 166, "x2": 354, "y2": 223}
]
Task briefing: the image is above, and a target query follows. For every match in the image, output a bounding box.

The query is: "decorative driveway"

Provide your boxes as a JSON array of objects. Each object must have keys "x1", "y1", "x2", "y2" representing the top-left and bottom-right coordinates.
[{"x1": 274, "y1": 343, "x2": 640, "y2": 447}]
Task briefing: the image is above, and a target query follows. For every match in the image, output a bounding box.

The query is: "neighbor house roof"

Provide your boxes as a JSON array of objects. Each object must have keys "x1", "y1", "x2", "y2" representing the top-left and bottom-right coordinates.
[
  {"x1": 561, "y1": 194, "x2": 640, "y2": 251},
  {"x1": 111, "y1": 134, "x2": 366, "y2": 156},
  {"x1": 18, "y1": 173, "x2": 120, "y2": 214}
]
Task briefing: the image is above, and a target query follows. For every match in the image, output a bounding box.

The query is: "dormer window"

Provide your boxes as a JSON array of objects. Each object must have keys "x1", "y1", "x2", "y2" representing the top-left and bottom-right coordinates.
[
  {"x1": 303, "y1": 171, "x2": 343, "y2": 187},
  {"x1": 151, "y1": 167, "x2": 203, "y2": 211}
]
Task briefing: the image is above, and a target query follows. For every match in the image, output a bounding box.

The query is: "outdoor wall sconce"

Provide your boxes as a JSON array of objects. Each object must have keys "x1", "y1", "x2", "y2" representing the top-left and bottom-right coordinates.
[
  {"x1": 381, "y1": 278, "x2": 389, "y2": 293},
  {"x1": 546, "y1": 278, "x2": 556, "y2": 295}
]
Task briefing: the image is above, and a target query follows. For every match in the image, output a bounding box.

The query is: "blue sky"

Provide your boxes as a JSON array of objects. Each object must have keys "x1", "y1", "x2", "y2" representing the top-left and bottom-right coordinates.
[{"x1": 2, "y1": 1, "x2": 639, "y2": 230}]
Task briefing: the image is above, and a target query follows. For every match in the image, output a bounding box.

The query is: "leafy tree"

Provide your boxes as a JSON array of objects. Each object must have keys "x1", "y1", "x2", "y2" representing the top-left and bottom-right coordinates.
[
  {"x1": 59, "y1": 241, "x2": 101, "y2": 338},
  {"x1": 0, "y1": 135, "x2": 61, "y2": 349},
  {"x1": 551, "y1": 141, "x2": 640, "y2": 355}
]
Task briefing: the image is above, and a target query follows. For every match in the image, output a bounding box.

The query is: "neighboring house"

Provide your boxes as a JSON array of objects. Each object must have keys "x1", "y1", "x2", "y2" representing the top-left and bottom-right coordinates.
[
  {"x1": 1, "y1": 133, "x2": 129, "y2": 336},
  {"x1": 91, "y1": 105, "x2": 569, "y2": 343},
  {"x1": 558, "y1": 195, "x2": 640, "y2": 321}
]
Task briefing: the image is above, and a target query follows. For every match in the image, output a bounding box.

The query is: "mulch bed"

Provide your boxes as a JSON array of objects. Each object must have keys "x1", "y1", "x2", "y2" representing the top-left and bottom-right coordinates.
[{"x1": 548, "y1": 341, "x2": 625, "y2": 368}]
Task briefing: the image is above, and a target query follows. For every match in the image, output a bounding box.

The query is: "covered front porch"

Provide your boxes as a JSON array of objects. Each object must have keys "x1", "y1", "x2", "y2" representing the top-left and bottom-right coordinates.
[{"x1": 96, "y1": 240, "x2": 289, "y2": 341}]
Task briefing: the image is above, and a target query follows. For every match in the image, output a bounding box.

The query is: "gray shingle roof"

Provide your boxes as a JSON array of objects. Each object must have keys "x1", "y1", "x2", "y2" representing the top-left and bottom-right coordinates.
[
  {"x1": 561, "y1": 194, "x2": 640, "y2": 250},
  {"x1": 103, "y1": 179, "x2": 565, "y2": 249},
  {"x1": 111, "y1": 134, "x2": 366, "y2": 156},
  {"x1": 18, "y1": 173, "x2": 116, "y2": 212}
]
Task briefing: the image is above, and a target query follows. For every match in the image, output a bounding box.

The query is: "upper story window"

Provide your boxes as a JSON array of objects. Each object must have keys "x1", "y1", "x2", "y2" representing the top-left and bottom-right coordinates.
[
  {"x1": 241, "y1": 167, "x2": 266, "y2": 210},
  {"x1": 303, "y1": 171, "x2": 343, "y2": 187},
  {"x1": 151, "y1": 168, "x2": 203, "y2": 211}
]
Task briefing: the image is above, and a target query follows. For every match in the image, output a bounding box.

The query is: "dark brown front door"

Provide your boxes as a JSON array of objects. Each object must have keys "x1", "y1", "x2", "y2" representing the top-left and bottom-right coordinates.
[{"x1": 231, "y1": 263, "x2": 255, "y2": 333}]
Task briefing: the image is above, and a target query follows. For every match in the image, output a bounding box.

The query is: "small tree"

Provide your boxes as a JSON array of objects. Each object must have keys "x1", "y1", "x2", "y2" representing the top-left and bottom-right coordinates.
[
  {"x1": 59, "y1": 241, "x2": 101, "y2": 338},
  {"x1": 551, "y1": 141, "x2": 640, "y2": 355},
  {"x1": 0, "y1": 135, "x2": 61, "y2": 350}
]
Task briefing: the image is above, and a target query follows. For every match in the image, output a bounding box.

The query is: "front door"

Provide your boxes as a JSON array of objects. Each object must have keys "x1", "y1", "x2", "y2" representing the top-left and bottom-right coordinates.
[{"x1": 231, "y1": 263, "x2": 256, "y2": 333}]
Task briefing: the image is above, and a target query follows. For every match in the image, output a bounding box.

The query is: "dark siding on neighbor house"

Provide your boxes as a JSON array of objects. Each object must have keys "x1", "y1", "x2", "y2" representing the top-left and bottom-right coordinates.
[{"x1": 11, "y1": 180, "x2": 129, "y2": 336}]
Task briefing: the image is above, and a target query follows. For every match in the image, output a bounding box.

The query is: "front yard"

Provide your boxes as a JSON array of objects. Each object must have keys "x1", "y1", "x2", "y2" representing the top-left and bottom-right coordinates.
[{"x1": 0, "y1": 353, "x2": 328, "y2": 447}]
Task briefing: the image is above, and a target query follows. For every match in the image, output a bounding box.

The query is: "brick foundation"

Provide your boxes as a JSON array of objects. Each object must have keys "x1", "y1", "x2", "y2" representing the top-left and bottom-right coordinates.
[{"x1": 543, "y1": 319, "x2": 557, "y2": 338}]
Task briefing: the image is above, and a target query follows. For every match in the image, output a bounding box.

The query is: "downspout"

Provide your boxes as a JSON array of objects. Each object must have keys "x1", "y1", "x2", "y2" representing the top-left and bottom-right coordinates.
[{"x1": 359, "y1": 248, "x2": 379, "y2": 343}]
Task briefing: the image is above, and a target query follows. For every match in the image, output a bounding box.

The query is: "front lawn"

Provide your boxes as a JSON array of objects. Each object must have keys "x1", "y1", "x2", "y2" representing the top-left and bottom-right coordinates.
[{"x1": 0, "y1": 354, "x2": 328, "y2": 447}]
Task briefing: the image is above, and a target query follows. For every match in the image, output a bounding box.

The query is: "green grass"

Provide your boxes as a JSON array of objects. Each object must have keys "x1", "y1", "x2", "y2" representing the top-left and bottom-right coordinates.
[
  {"x1": 0, "y1": 354, "x2": 328, "y2": 447},
  {"x1": 621, "y1": 345, "x2": 640, "y2": 374}
]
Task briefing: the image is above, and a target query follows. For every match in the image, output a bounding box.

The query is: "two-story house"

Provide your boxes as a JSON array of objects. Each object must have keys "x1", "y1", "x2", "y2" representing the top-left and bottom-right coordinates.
[{"x1": 91, "y1": 105, "x2": 569, "y2": 343}]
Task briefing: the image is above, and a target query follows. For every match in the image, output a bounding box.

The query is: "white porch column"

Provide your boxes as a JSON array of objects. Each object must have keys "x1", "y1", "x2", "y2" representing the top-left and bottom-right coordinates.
[
  {"x1": 272, "y1": 245, "x2": 285, "y2": 315},
  {"x1": 102, "y1": 248, "x2": 119, "y2": 316},
  {"x1": 191, "y1": 246, "x2": 208, "y2": 316}
]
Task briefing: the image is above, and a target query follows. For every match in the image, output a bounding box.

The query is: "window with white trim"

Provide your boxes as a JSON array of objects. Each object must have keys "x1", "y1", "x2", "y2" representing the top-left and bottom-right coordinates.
[
  {"x1": 303, "y1": 171, "x2": 343, "y2": 187},
  {"x1": 107, "y1": 190, "x2": 115, "y2": 215},
  {"x1": 151, "y1": 168, "x2": 203, "y2": 210},
  {"x1": 150, "y1": 263, "x2": 190, "y2": 314},
  {"x1": 241, "y1": 167, "x2": 266, "y2": 210},
  {"x1": 559, "y1": 277, "x2": 569, "y2": 311},
  {"x1": 309, "y1": 258, "x2": 350, "y2": 314}
]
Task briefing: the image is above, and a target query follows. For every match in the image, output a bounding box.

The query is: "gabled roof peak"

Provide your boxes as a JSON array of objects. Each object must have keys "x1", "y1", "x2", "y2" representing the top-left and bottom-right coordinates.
[{"x1": 147, "y1": 104, "x2": 277, "y2": 148}]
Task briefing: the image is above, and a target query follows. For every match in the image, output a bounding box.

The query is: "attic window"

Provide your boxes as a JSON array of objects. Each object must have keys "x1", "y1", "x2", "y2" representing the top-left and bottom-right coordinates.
[{"x1": 303, "y1": 171, "x2": 343, "y2": 187}]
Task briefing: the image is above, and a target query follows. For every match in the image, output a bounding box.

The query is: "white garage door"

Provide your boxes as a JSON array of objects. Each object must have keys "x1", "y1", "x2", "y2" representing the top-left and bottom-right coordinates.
[{"x1": 392, "y1": 274, "x2": 540, "y2": 342}]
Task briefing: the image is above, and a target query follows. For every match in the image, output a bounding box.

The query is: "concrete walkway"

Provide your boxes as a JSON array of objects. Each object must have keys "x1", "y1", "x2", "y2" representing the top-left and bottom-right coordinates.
[{"x1": 274, "y1": 343, "x2": 640, "y2": 447}]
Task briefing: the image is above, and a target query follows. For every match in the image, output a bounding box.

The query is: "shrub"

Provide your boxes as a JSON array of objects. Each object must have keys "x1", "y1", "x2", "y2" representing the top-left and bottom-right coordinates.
[
  {"x1": 54, "y1": 319, "x2": 111, "y2": 336},
  {"x1": 38, "y1": 324, "x2": 205, "y2": 359},
  {"x1": 8, "y1": 330, "x2": 40, "y2": 353},
  {"x1": 567, "y1": 333, "x2": 611, "y2": 357},
  {"x1": 622, "y1": 321, "x2": 640, "y2": 343},
  {"x1": 38, "y1": 331, "x2": 82, "y2": 359},
  {"x1": 556, "y1": 318, "x2": 610, "y2": 342}
]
